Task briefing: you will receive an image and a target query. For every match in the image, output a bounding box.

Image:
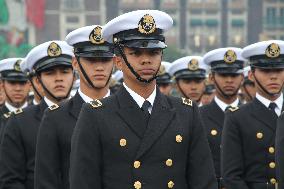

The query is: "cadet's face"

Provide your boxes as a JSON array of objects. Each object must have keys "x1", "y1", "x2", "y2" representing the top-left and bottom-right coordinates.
[
  {"x1": 158, "y1": 83, "x2": 172, "y2": 96},
  {"x1": 251, "y1": 68, "x2": 284, "y2": 96},
  {"x1": 0, "y1": 80, "x2": 6, "y2": 105},
  {"x1": 116, "y1": 47, "x2": 162, "y2": 84},
  {"x1": 3, "y1": 80, "x2": 30, "y2": 106},
  {"x1": 212, "y1": 73, "x2": 243, "y2": 96},
  {"x1": 38, "y1": 66, "x2": 74, "y2": 99},
  {"x1": 73, "y1": 57, "x2": 114, "y2": 88},
  {"x1": 177, "y1": 78, "x2": 205, "y2": 102},
  {"x1": 201, "y1": 93, "x2": 215, "y2": 105},
  {"x1": 241, "y1": 84, "x2": 256, "y2": 102}
]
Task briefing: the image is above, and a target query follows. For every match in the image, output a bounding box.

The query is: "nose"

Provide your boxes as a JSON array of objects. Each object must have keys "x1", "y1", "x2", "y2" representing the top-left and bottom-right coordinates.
[{"x1": 141, "y1": 54, "x2": 151, "y2": 65}]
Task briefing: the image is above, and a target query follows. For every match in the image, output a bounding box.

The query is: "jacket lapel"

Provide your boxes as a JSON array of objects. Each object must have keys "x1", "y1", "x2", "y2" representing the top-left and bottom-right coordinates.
[
  {"x1": 251, "y1": 98, "x2": 277, "y2": 131},
  {"x1": 207, "y1": 100, "x2": 224, "y2": 128},
  {"x1": 135, "y1": 90, "x2": 175, "y2": 159},
  {"x1": 116, "y1": 87, "x2": 148, "y2": 138},
  {"x1": 69, "y1": 93, "x2": 84, "y2": 120}
]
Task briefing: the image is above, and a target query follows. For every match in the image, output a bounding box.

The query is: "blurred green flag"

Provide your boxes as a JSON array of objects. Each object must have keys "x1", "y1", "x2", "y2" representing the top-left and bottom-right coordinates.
[{"x1": 0, "y1": 0, "x2": 9, "y2": 25}]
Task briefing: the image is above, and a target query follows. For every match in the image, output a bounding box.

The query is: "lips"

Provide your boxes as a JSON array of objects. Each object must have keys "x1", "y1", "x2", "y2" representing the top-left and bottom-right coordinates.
[
  {"x1": 224, "y1": 86, "x2": 235, "y2": 90},
  {"x1": 13, "y1": 94, "x2": 23, "y2": 99},
  {"x1": 93, "y1": 74, "x2": 106, "y2": 80},
  {"x1": 139, "y1": 68, "x2": 156, "y2": 75},
  {"x1": 54, "y1": 85, "x2": 65, "y2": 90},
  {"x1": 267, "y1": 83, "x2": 280, "y2": 88}
]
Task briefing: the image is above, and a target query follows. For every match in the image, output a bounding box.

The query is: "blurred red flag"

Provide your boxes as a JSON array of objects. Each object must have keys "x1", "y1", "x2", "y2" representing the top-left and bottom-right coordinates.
[{"x1": 26, "y1": 0, "x2": 45, "y2": 29}]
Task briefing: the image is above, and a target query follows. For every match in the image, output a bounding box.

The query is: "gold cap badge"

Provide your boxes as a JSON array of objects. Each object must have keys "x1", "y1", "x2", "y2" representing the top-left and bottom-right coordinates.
[
  {"x1": 47, "y1": 42, "x2": 62, "y2": 57},
  {"x1": 224, "y1": 50, "x2": 237, "y2": 64},
  {"x1": 14, "y1": 59, "x2": 22, "y2": 72},
  {"x1": 188, "y1": 59, "x2": 199, "y2": 71},
  {"x1": 138, "y1": 14, "x2": 156, "y2": 34},
  {"x1": 265, "y1": 43, "x2": 280, "y2": 58},
  {"x1": 89, "y1": 26, "x2": 105, "y2": 44}
]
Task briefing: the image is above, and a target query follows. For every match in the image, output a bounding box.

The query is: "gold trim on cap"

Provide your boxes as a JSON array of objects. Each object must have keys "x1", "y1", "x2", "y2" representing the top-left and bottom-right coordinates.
[
  {"x1": 265, "y1": 43, "x2": 281, "y2": 58},
  {"x1": 138, "y1": 14, "x2": 156, "y2": 34},
  {"x1": 224, "y1": 49, "x2": 237, "y2": 64},
  {"x1": 89, "y1": 26, "x2": 105, "y2": 44},
  {"x1": 188, "y1": 58, "x2": 199, "y2": 71},
  {"x1": 47, "y1": 42, "x2": 62, "y2": 57}
]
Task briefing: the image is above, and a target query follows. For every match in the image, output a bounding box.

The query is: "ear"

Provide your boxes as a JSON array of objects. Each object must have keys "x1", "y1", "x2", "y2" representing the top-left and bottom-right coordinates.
[
  {"x1": 71, "y1": 57, "x2": 79, "y2": 71},
  {"x1": 115, "y1": 56, "x2": 123, "y2": 71},
  {"x1": 209, "y1": 72, "x2": 214, "y2": 83},
  {"x1": 248, "y1": 70, "x2": 255, "y2": 82}
]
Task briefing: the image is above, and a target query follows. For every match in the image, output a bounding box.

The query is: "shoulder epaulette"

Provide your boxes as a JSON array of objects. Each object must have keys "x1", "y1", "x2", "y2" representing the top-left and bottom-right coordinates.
[
  {"x1": 49, "y1": 104, "x2": 59, "y2": 111},
  {"x1": 229, "y1": 106, "x2": 239, "y2": 112},
  {"x1": 14, "y1": 108, "x2": 23, "y2": 115},
  {"x1": 89, "y1": 99, "x2": 102, "y2": 108},
  {"x1": 3, "y1": 112, "x2": 12, "y2": 118},
  {"x1": 181, "y1": 97, "x2": 192, "y2": 107}
]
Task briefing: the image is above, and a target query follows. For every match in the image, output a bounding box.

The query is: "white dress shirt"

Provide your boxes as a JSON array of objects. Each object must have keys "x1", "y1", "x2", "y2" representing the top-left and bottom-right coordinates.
[
  {"x1": 78, "y1": 88, "x2": 110, "y2": 103},
  {"x1": 256, "y1": 92, "x2": 283, "y2": 116},
  {"x1": 123, "y1": 83, "x2": 156, "y2": 114},
  {"x1": 5, "y1": 101, "x2": 28, "y2": 112},
  {"x1": 214, "y1": 96, "x2": 240, "y2": 112}
]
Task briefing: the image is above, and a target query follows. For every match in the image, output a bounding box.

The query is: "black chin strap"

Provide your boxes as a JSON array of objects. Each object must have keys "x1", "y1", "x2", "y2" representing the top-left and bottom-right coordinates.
[
  {"x1": 252, "y1": 72, "x2": 284, "y2": 97},
  {"x1": 115, "y1": 43, "x2": 158, "y2": 83},
  {"x1": 29, "y1": 78, "x2": 42, "y2": 101},
  {"x1": 213, "y1": 74, "x2": 240, "y2": 99},
  {"x1": 37, "y1": 74, "x2": 73, "y2": 102},
  {"x1": 76, "y1": 56, "x2": 112, "y2": 89}
]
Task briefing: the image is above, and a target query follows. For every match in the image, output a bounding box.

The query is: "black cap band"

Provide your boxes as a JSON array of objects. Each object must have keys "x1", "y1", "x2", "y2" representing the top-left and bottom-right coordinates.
[
  {"x1": 175, "y1": 69, "x2": 206, "y2": 80},
  {"x1": 74, "y1": 41, "x2": 114, "y2": 58},
  {"x1": 1, "y1": 70, "x2": 28, "y2": 81},
  {"x1": 249, "y1": 55, "x2": 284, "y2": 69},
  {"x1": 34, "y1": 55, "x2": 72, "y2": 72}
]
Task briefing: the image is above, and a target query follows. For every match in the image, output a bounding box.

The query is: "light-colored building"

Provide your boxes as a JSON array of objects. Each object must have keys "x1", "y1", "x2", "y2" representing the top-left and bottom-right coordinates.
[{"x1": 260, "y1": 0, "x2": 284, "y2": 41}]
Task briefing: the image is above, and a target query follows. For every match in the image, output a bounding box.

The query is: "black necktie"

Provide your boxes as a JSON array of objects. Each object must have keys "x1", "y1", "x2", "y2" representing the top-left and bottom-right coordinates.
[
  {"x1": 268, "y1": 102, "x2": 278, "y2": 116},
  {"x1": 141, "y1": 100, "x2": 151, "y2": 123}
]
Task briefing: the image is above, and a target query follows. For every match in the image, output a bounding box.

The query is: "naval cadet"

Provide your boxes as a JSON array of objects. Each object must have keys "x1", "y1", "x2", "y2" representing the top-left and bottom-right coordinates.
[
  {"x1": 0, "y1": 58, "x2": 30, "y2": 124},
  {"x1": 156, "y1": 61, "x2": 172, "y2": 96},
  {"x1": 69, "y1": 9, "x2": 217, "y2": 189},
  {"x1": 0, "y1": 40, "x2": 74, "y2": 189},
  {"x1": 222, "y1": 40, "x2": 284, "y2": 189},
  {"x1": 34, "y1": 25, "x2": 114, "y2": 189},
  {"x1": 200, "y1": 47, "x2": 245, "y2": 188},
  {"x1": 169, "y1": 56, "x2": 207, "y2": 106}
]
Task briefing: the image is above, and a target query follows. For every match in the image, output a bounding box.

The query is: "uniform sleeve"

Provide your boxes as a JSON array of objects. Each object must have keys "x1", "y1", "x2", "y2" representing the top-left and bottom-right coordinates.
[
  {"x1": 221, "y1": 112, "x2": 249, "y2": 189},
  {"x1": 186, "y1": 104, "x2": 218, "y2": 189},
  {"x1": 69, "y1": 104, "x2": 102, "y2": 189},
  {"x1": 34, "y1": 111, "x2": 61, "y2": 189},
  {"x1": 0, "y1": 115, "x2": 26, "y2": 189},
  {"x1": 276, "y1": 114, "x2": 284, "y2": 189}
]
